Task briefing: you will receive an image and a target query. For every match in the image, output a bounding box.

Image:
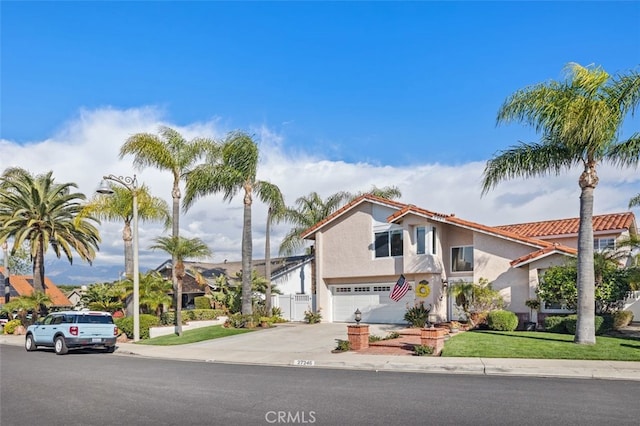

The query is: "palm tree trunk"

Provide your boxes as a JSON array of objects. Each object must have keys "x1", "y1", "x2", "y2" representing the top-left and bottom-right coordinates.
[
  {"x1": 33, "y1": 236, "x2": 46, "y2": 293},
  {"x1": 241, "y1": 187, "x2": 253, "y2": 315},
  {"x1": 265, "y1": 208, "x2": 272, "y2": 316},
  {"x1": 575, "y1": 166, "x2": 598, "y2": 344},
  {"x1": 172, "y1": 182, "x2": 182, "y2": 336}
]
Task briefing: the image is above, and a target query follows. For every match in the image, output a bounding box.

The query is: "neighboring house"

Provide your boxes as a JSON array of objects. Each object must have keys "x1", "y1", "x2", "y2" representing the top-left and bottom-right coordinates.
[
  {"x1": 154, "y1": 255, "x2": 314, "y2": 319},
  {"x1": 300, "y1": 194, "x2": 637, "y2": 325},
  {"x1": 66, "y1": 286, "x2": 87, "y2": 309},
  {"x1": 0, "y1": 267, "x2": 73, "y2": 309}
]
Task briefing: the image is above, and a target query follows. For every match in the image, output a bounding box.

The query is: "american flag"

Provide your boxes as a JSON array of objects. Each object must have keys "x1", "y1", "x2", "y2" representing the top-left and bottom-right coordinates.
[{"x1": 389, "y1": 274, "x2": 409, "y2": 302}]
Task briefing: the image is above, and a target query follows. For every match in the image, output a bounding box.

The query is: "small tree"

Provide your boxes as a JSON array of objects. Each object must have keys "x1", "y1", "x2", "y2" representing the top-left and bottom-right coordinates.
[{"x1": 451, "y1": 278, "x2": 504, "y2": 326}]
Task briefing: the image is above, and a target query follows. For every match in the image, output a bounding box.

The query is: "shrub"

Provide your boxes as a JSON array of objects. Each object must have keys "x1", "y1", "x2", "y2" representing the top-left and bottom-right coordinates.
[
  {"x1": 413, "y1": 344, "x2": 434, "y2": 356},
  {"x1": 369, "y1": 334, "x2": 382, "y2": 342},
  {"x1": 565, "y1": 315, "x2": 609, "y2": 335},
  {"x1": 544, "y1": 315, "x2": 568, "y2": 333},
  {"x1": 404, "y1": 302, "x2": 431, "y2": 328},
  {"x1": 304, "y1": 308, "x2": 322, "y2": 324},
  {"x1": 384, "y1": 331, "x2": 401, "y2": 340},
  {"x1": 271, "y1": 307, "x2": 282, "y2": 317},
  {"x1": 194, "y1": 296, "x2": 211, "y2": 310},
  {"x1": 333, "y1": 339, "x2": 351, "y2": 352},
  {"x1": 224, "y1": 313, "x2": 256, "y2": 329},
  {"x1": 487, "y1": 310, "x2": 519, "y2": 331},
  {"x1": 160, "y1": 309, "x2": 224, "y2": 325},
  {"x1": 613, "y1": 310, "x2": 634, "y2": 330},
  {"x1": 3, "y1": 319, "x2": 22, "y2": 335},
  {"x1": 115, "y1": 314, "x2": 160, "y2": 340}
]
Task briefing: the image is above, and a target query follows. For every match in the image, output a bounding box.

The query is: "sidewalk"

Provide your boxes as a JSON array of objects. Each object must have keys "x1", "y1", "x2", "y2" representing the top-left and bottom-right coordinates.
[{"x1": 2, "y1": 322, "x2": 640, "y2": 381}]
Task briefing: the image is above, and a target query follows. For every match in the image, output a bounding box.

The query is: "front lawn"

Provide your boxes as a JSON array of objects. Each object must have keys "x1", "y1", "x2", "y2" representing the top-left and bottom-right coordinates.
[
  {"x1": 441, "y1": 330, "x2": 640, "y2": 361},
  {"x1": 137, "y1": 325, "x2": 254, "y2": 346}
]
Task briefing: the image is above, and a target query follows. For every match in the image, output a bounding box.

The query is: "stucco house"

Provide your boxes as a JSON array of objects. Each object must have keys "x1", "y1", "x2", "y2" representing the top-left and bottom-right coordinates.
[{"x1": 300, "y1": 194, "x2": 637, "y2": 325}]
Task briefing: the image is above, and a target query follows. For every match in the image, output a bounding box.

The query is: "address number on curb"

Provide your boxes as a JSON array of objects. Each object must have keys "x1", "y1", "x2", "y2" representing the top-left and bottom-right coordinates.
[{"x1": 293, "y1": 360, "x2": 315, "y2": 366}]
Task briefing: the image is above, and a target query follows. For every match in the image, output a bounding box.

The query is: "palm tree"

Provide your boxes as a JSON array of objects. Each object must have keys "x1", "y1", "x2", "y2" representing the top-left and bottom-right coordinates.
[
  {"x1": 0, "y1": 167, "x2": 101, "y2": 292},
  {"x1": 184, "y1": 131, "x2": 280, "y2": 315},
  {"x1": 138, "y1": 271, "x2": 173, "y2": 316},
  {"x1": 629, "y1": 194, "x2": 640, "y2": 209},
  {"x1": 149, "y1": 235, "x2": 212, "y2": 335},
  {"x1": 82, "y1": 184, "x2": 170, "y2": 278},
  {"x1": 119, "y1": 126, "x2": 213, "y2": 328},
  {"x1": 258, "y1": 184, "x2": 285, "y2": 316},
  {"x1": 482, "y1": 63, "x2": 640, "y2": 344}
]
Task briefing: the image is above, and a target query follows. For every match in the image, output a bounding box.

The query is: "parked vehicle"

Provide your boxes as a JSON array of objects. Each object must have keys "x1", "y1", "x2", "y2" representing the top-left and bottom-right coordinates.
[
  {"x1": 0, "y1": 311, "x2": 12, "y2": 327},
  {"x1": 24, "y1": 311, "x2": 118, "y2": 355}
]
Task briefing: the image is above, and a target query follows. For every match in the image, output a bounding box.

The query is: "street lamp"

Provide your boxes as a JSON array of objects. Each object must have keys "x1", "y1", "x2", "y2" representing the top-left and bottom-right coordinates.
[{"x1": 97, "y1": 174, "x2": 140, "y2": 342}]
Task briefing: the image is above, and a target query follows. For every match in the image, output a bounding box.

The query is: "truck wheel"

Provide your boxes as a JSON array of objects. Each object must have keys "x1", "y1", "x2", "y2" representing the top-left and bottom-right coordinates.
[
  {"x1": 54, "y1": 336, "x2": 68, "y2": 355},
  {"x1": 25, "y1": 334, "x2": 37, "y2": 352}
]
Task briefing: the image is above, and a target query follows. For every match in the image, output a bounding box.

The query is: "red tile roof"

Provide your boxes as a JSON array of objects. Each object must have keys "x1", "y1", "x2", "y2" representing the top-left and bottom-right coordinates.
[
  {"x1": 494, "y1": 212, "x2": 636, "y2": 238},
  {"x1": 387, "y1": 205, "x2": 577, "y2": 255},
  {"x1": 0, "y1": 267, "x2": 72, "y2": 307},
  {"x1": 300, "y1": 197, "x2": 636, "y2": 266}
]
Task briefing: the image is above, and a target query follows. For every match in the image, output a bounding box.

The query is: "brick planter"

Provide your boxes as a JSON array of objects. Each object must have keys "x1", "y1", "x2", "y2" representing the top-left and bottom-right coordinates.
[
  {"x1": 420, "y1": 327, "x2": 446, "y2": 355},
  {"x1": 347, "y1": 324, "x2": 370, "y2": 350}
]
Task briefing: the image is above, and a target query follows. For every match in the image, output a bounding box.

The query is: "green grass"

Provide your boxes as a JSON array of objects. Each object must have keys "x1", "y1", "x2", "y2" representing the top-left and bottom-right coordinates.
[
  {"x1": 136, "y1": 325, "x2": 255, "y2": 346},
  {"x1": 441, "y1": 330, "x2": 640, "y2": 361}
]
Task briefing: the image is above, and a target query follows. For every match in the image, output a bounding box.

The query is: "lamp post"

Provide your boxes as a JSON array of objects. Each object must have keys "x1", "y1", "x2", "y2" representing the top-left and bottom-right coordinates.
[{"x1": 97, "y1": 174, "x2": 140, "y2": 342}]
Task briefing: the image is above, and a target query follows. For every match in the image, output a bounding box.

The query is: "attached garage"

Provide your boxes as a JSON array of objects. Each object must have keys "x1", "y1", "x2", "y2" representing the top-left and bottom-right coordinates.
[{"x1": 331, "y1": 284, "x2": 413, "y2": 323}]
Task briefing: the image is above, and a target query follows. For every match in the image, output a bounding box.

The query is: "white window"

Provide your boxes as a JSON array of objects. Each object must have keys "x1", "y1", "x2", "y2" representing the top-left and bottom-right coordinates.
[
  {"x1": 451, "y1": 246, "x2": 473, "y2": 272},
  {"x1": 594, "y1": 238, "x2": 615, "y2": 252},
  {"x1": 416, "y1": 226, "x2": 437, "y2": 255},
  {"x1": 375, "y1": 229, "x2": 403, "y2": 258}
]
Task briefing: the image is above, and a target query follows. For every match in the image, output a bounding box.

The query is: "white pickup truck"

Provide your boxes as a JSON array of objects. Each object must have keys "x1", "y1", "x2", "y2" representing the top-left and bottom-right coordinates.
[{"x1": 25, "y1": 311, "x2": 118, "y2": 355}]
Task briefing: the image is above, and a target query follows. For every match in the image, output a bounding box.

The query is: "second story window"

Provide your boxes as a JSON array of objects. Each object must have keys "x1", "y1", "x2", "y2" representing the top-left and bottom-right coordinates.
[
  {"x1": 375, "y1": 229, "x2": 403, "y2": 258},
  {"x1": 416, "y1": 226, "x2": 437, "y2": 255},
  {"x1": 451, "y1": 246, "x2": 473, "y2": 272},
  {"x1": 594, "y1": 238, "x2": 615, "y2": 252}
]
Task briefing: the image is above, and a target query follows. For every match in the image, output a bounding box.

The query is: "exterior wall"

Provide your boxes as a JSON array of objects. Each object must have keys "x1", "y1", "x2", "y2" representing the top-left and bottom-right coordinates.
[
  {"x1": 320, "y1": 203, "x2": 403, "y2": 279},
  {"x1": 473, "y1": 233, "x2": 532, "y2": 313},
  {"x1": 272, "y1": 261, "x2": 312, "y2": 295}
]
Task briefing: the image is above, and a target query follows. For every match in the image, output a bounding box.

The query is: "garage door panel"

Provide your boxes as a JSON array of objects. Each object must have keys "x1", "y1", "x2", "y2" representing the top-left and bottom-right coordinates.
[{"x1": 332, "y1": 286, "x2": 412, "y2": 323}]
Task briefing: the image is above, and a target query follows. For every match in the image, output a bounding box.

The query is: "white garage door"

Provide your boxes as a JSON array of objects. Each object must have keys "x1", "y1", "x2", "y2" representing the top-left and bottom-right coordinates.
[{"x1": 331, "y1": 284, "x2": 413, "y2": 323}]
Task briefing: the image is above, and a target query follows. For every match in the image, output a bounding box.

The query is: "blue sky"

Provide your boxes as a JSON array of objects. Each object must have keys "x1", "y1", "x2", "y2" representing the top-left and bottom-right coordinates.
[
  {"x1": 3, "y1": 1, "x2": 638, "y2": 164},
  {"x1": 1, "y1": 1, "x2": 639, "y2": 284}
]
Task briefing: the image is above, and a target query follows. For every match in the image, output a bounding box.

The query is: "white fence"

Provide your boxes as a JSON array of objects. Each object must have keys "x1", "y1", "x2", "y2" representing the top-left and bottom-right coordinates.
[
  {"x1": 272, "y1": 294, "x2": 314, "y2": 322},
  {"x1": 624, "y1": 291, "x2": 640, "y2": 321}
]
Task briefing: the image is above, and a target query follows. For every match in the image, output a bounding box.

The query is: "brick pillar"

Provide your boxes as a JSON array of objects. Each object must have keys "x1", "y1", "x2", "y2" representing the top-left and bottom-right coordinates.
[
  {"x1": 420, "y1": 327, "x2": 446, "y2": 355},
  {"x1": 347, "y1": 324, "x2": 369, "y2": 350}
]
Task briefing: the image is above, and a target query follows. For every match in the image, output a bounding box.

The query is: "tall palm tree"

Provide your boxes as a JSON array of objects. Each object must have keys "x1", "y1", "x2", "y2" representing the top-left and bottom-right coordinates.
[
  {"x1": 259, "y1": 184, "x2": 285, "y2": 316},
  {"x1": 184, "y1": 131, "x2": 280, "y2": 315},
  {"x1": 119, "y1": 126, "x2": 213, "y2": 328},
  {"x1": 82, "y1": 184, "x2": 170, "y2": 278},
  {"x1": 629, "y1": 194, "x2": 640, "y2": 208},
  {"x1": 149, "y1": 235, "x2": 212, "y2": 335},
  {"x1": 0, "y1": 167, "x2": 101, "y2": 292},
  {"x1": 482, "y1": 63, "x2": 640, "y2": 344}
]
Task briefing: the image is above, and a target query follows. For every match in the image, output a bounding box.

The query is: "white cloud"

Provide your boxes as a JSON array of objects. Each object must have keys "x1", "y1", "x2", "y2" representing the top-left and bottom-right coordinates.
[{"x1": 1, "y1": 106, "x2": 639, "y2": 283}]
